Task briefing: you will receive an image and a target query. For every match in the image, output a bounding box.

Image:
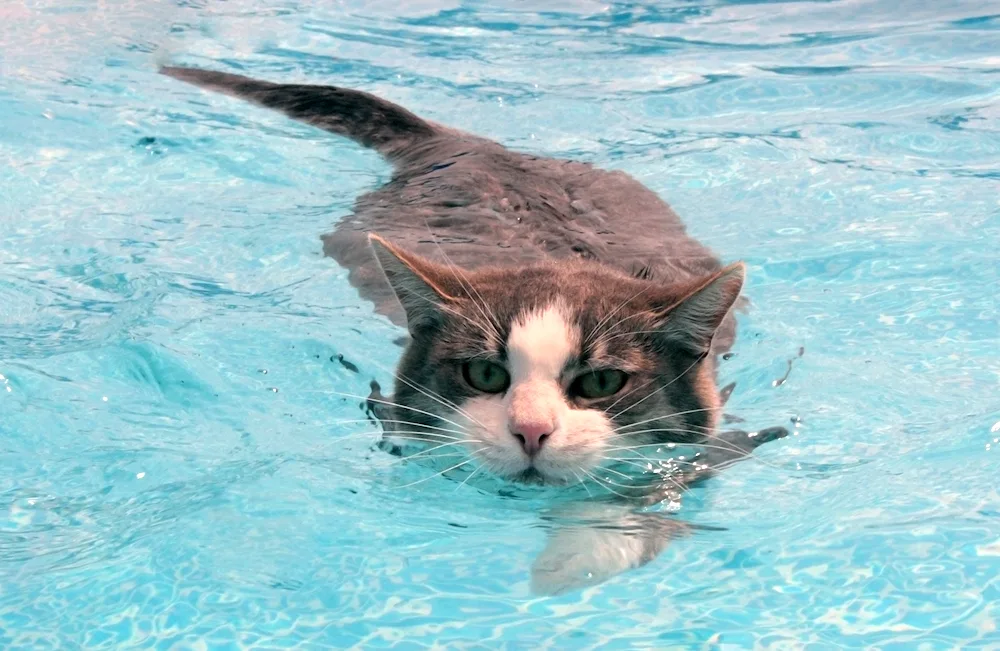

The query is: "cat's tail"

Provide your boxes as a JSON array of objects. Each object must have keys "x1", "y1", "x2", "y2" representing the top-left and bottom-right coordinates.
[{"x1": 160, "y1": 66, "x2": 440, "y2": 159}]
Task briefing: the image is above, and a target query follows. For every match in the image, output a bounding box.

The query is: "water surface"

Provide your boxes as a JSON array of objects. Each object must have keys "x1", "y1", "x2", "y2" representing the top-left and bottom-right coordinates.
[{"x1": 1, "y1": 0, "x2": 998, "y2": 647}]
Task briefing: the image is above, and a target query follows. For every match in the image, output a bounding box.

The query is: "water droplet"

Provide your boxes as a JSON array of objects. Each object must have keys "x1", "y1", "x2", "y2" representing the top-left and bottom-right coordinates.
[
  {"x1": 991, "y1": 421, "x2": 1000, "y2": 433},
  {"x1": 102, "y1": 396, "x2": 108, "y2": 402},
  {"x1": 136, "y1": 472, "x2": 145, "y2": 479},
  {"x1": 667, "y1": 443, "x2": 676, "y2": 449}
]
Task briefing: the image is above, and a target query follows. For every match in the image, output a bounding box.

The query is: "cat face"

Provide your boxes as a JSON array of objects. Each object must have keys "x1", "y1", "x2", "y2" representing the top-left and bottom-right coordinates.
[{"x1": 369, "y1": 235, "x2": 745, "y2": 487}]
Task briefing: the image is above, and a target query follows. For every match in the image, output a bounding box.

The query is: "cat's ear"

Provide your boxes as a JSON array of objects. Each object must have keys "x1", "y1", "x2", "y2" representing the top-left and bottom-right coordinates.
[
  {"x1": 656, "y1": 263, "x2": 746, "y2": 354},
  {"x1": 368, "y1": 234, "x2": 460, "y2": 332}
]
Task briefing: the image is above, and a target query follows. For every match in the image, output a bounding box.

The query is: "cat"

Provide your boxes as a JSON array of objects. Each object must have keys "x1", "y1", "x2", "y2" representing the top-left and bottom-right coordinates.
[{"x1": 160, "y1": 66, "x2": 786, "y2": 593}]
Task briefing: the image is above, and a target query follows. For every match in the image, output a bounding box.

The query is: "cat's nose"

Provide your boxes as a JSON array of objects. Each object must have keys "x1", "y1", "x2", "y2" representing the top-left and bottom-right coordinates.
[{"x1": 510, "y1": 421, "x2": 552, "y2": 457}]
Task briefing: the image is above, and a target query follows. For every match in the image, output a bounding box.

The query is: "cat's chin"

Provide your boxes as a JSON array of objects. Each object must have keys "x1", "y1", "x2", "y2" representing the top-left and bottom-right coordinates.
[{"x1": 512, "y1": 468, "x2": 548, "y2": 485}]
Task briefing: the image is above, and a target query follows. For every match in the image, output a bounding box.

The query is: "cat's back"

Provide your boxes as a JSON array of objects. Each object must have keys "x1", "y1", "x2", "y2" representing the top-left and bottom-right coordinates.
[{"x1": 324, "y1": 134, "x2": 722, "y2": 320}]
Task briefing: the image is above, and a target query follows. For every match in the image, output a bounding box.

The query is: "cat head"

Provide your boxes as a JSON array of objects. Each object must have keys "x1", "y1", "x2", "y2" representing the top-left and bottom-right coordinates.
[{"x1": 369, "y1": 234, "x2": 745, "y2": 487}]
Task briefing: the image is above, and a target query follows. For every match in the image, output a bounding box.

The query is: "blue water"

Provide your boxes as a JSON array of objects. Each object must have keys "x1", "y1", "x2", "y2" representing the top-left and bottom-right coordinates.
[{"x1": 2, "y1": 0, "x2": 999, "y2": 647}]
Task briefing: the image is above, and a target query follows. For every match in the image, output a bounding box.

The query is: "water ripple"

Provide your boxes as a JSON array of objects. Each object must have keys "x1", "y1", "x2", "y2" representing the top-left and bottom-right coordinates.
[{"x1": 1, "y1": 0, "x2": 998, "y2": 647}]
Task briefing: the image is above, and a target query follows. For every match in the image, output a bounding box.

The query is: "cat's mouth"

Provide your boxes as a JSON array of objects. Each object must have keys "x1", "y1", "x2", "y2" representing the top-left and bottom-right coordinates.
[
  {"x1": 513, "y1": 467, "x2": 547, "y2": 485},
  {"x1": 510, "y1": 465, "x2": 581, "y2": 487}
]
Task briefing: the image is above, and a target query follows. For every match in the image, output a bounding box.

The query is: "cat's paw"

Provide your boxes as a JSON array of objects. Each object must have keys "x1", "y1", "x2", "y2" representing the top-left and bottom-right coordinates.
[
  {"x1": 530, "y1": 524, "x2": 646, "y2": 595},
  {"x1": 529, "y1": 510, "x2": 688, "y2": 596}
]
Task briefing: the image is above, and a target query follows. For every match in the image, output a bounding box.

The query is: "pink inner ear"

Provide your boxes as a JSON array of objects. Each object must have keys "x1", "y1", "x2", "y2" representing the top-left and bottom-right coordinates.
[
  {"x1": 369, "y1": 234, "x2": 462, "y2": 300},
  {"x1": 368, "y1": 235, "x2": 472, "y2": 330}
]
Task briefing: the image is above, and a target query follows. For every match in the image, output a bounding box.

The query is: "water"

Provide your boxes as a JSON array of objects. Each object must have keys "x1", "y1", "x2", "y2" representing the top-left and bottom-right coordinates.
[{"x1": 1, "y1": 0, "x2": 998, "y2": 647}]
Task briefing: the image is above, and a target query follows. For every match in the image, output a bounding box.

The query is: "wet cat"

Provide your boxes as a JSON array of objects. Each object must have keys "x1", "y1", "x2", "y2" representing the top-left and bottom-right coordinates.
[{"x1": 160, "y1": 66, "x2": 786, "y2": 593}]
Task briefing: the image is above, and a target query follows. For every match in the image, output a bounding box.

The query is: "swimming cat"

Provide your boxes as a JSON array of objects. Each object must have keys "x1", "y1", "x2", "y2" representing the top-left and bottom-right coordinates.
[{"x1": 160, "y1": 66, "x2": 786, "y2": 593}]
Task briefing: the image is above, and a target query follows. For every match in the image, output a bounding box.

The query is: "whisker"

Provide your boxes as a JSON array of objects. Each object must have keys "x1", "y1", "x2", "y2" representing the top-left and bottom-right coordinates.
[
  {"x1": 334, "y1": 424, "x2": 470, "y2": 441},
  {"x1": 325, "y1": 390, "x2": 470, "y2": 431},
  {"x1": 584, "y1": 285, "x2": 654, "y2": 348},
  {"x1": 602, "y1": 456, "x2": 695, "y2": 494},
  {"x1": 609, "y1": 442, "x2": 787, "y2": 471},
  {"x1": 382, "y1": 450, "x2": 476, "y2": 468},
  {"x1": 604, "y1": 451, "x2": 705, "y2": 465},
  {"x1": 579, "y1": 468, "x2": 641, "y2": 499},
  {"x1": 603, "y1": 454, "x2": 709, "y2": 472},
  {"x1": 610, "y1": 354, "x2": 708, "y2": 421},
  {"x1": 606, "y1": 406, "x2": 724, "y2": 435},
  {"x1": 328, "y1": 417, "x2": 468, "y2": 437},
  {"x1": 422, "y1": 219, "x2": 505, "y2": 348},
  {"x1": 598, "y1": 455, "x2": 687, "y2": 484},
  {"x1": 454, "y1": 463, "x2": 487, "y2": 492},
  {"x1": 389, "y1": 274, "x2": 495, "y2": 338},
  {"x1": 596, "y1": 464, "x2": 634, "y2": 481},
  {"x1": 380, "y1": 440, "x2": 479, "y2": 467},
  {"x1": 578, "y1": 468, "x2": 624, "y2": 498},
  {"x1": 619, "y1": 425, "x2": 770, "y2": 450},
  {"x1": 607, "y1": 435, "x2": 745, "y2": 457},
  {"x1": 393, "y1": 456, "x2": 481, "y2": 489},
  {"x1": 602, "y1": 370, "x2": 659, "y2": 415},
  {"x1": 602, "y1": 426, "x2": 714, "y2": 444},
  {"x1": 569, "y1": 468, "x2": 594, "y2": 498},
  {"x1": 335, "y1": 429, "x2": 472, "y2": 443},
  {"x1": 369, "y1": 359, "x2": 488, "y2": 431},
  {"x1": 601, "y1": 329, "x2": 671, "y2": 342}
]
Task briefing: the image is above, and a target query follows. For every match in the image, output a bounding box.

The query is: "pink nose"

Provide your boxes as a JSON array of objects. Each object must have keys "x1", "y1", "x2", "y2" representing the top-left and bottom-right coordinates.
[{"x1": 510, "y1": 421, "x2": 553, "y2": 457}]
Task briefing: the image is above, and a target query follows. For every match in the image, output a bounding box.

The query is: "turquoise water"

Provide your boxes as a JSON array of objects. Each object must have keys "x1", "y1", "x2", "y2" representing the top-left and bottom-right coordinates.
[{"x1": 2, "y1": 0, "x2": 999, "y2": 647}]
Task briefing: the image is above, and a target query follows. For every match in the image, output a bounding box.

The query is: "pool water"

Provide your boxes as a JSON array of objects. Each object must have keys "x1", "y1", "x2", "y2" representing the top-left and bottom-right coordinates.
[{"x1": 2, "y1": 0, "x2": 999, "y2": 647}]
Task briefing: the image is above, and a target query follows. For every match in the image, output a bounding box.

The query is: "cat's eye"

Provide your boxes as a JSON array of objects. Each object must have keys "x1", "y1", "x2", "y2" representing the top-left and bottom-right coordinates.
[
  {"x1": 462, "y1": 360, "x2": 510, "y2": 394},
  {"x1": 571, "y1": 369, "x2": 628, "y2": 400}
]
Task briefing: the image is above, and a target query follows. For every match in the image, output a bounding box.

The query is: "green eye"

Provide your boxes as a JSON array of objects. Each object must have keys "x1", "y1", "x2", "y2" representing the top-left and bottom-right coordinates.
[
  {"x1": 572, "y1": 369, "x2": 628, "y2": 400},
  {"x1": 462, "y1": 360, "x2": 510, "y2": 394}
]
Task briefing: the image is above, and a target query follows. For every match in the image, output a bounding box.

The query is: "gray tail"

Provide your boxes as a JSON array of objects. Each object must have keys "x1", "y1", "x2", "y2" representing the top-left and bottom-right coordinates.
[{"x1": 160, "y1": 66, "x2": 439, "y2": 159}]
